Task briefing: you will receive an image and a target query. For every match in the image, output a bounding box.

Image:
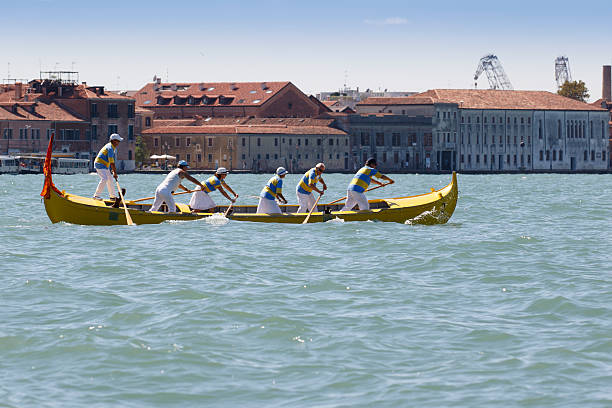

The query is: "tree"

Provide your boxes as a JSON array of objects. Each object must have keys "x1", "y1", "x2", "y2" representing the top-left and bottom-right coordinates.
[
  {"x1": 134, "y1": 135, "x2": 149, "y2": 168},
  {"x1": 558, "y1": 80, "x2": 590, "y2": 102}
]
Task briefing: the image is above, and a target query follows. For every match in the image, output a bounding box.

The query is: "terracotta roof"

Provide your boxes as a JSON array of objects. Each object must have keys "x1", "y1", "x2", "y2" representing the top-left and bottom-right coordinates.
[
  {"x1": 0, "y1": 101, "x2": 85, "y2": 122},
  {"x1": 79, "y1": 85, "x2": 134, "y2": 100},
  {"x1": 142, "y1": 124, "x2": 347, "y2": 136},
  {"x1": 323, "y1": 100, "x2": 340, "y2": 107},
  {"x1": 134, "y1": 81, "x2": 291, "y2": 107},
  {"x1": 411, "y1": 89, "x2": 606, "y2": 111},
  {"x1": 357, "y1": 96, "x2": 439, "y2": 106}
]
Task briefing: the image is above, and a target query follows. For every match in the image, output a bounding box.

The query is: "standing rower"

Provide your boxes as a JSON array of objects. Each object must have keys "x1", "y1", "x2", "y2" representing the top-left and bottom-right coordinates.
[
  {"x1": 149, "y1": 160, "x2": 204, "y2": 213},
  {"x1": 257, "y1": 167, "x2": 288, "y2": 214},
  {"x1": 189, "y1": 167, "x2": 238, "y2": 212},
  {"x1": 295, "y1": 163, "x2": 327, "y2": 213},
  {"x1": 93, "y1": 133, "x2": 123, "y2": 205},
  {"x1": 341, "y1": 158, "x2": 394, "y2": 211}
]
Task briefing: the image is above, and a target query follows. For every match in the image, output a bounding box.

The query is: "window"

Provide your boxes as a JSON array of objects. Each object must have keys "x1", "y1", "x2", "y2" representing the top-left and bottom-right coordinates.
[
  {"x1": 392, "y1": 133, "x2": 401, "y2": 147},
  {"x1": 186, "y1": 154, "x2": 191, "y2": 162},
  {"x1": 584, "y1": 150, "x2": 588, "y2": 160},
  {"x1": 476, "y1": 155, "x2": 480, "y2": 164},
  {"x1": 107, "y1": 125, "x2": 117, "y2": 136},
  {"x1": 559, "y1": 150, "x2": 563, "y2": 161},
  {"x1": 274, "y1": 154, "x2": 278, "y2": 159},
  {"x1": 274, "y1": 138, "x2": 278, "y2": 146},
  {"x1": 186, "y1": 138, "x2": 191, "y2": 147},
  {"x1": 507, "y1": 155, "x2": 510, "y2": 164},
  {"x1": 197, "y1": 154, "x2": 201, "y2": 162},
  {"x1": 175, "y1": 154, "x2": 180, "y2": 161},
  {"x1": 305, "y1": 139, "x2": 308, "y2": 146},
  {"x1": 329, "y1": 139, "x2": 333, "y2": 146},
  {"x1": 376, "y1": 132, "x2": 384, "y2": 146},
  {"x1": 382, "y1": 152, "x2": 387, "y2": 162},
  {"x1": 128, "y1": 125, "x2": 134, "y2": 140},
  {"x1": 208, "y1": 138, "x2": 213, "y2": 147},
  {"x1": 558, "y1": 120, "x2": 562, "y2": 139},
  {"x1": 266, "y1": 154, "x2": 270, "y2": 159},
  {"x1": 208, "y1": 154, "x2": 213, "y2": 162},
  {"x1": 528, "y1": 155, "x2": 531, "y2": 164},
  {"x1": 257, "y1": 138, "x2": 261, "y2": 147},
  {"x1": 91, "y1": 103, "x2": 98, "y2": 117},
  {"x1": 242, "y1": 138, "x2": 246, "y2": 147},
  {"x1": 317, "y1": 139, "x2": 321, "y2": 146},
  {"x1": 175, "y1": 138, "x2": 180, "y2": 147},
  {"x1": 460, "y1": 154, "x2": 464, "y2": 163},
  {"x1": 360, "y1": 132, "x2": 369, "y2": 145},
  {"x1": 154, "y1": 138, "x2": 159, "y2": 147},
  {"x1": 107, "y1": 104, "x2": 118, "y2": 118},
  {"x1": 546, "y1": 150, "x2": 550, "y2": 161},
  {"x1": 603, "y1": 151, "x2": 606, "y2": 162},
  {"x1": 289, "y1": 139, "x2": 292, "y2": 145},
  {"x1": 591, "y1": 150, "x2": 595, "y2": 161},
  {"x1": 484, "y1": 154, "x2": 487, "y2": 164},
  {"x1": 145, "y1": 117, "x2": 151, "y2": 127},
  {"x1": 127, "y1": 104, "x2": 135, "y2": 119}
]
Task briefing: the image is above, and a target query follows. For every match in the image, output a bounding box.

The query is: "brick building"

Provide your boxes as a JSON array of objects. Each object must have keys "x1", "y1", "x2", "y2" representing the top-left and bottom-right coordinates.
[
  {"x1": 352, "y1": 90, "x2": 609, "y2": 172},
  {"x1": 141, "y1": 117, "x2": 350, "y2": 172},
  {"x1": 0, "y1": 75, "x2": 137, "y2": 169},
  {"x1": 133, "y1": 80, "x2": 327, "y2": 119}
]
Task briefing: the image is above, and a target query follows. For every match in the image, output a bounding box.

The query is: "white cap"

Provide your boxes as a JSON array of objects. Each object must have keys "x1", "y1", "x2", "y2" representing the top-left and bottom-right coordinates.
[
  {"x1": 276, "y1": 167, "x2": 288, "y2": 176},
  {"x1": 315, "y1": 162, "x2": 325, "y2": 170},
  {"x1": 216, "y1": 167, "x2": 229, "y2": 175},
  {"x1": 109, "y1": 133, "x2": 123, "y2": 142}
]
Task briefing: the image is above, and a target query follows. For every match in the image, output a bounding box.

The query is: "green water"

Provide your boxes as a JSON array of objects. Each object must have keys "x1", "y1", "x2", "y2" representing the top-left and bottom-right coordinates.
[{"x1": 1, "y1": 172, "x2": 611, "y2": 407}]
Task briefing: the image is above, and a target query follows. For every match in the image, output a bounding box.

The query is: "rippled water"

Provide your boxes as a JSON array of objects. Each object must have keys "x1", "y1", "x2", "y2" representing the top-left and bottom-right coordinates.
[{"x1": 1, "y1": 172, "x2": 611, "y2": 407}]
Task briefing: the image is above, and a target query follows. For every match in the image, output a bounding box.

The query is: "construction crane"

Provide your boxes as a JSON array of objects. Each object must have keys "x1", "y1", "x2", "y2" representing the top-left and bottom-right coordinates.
[
  {"x1": 474, "y1": 54, "x2": 513, "y2": 90},
  {"x1": 555, "y1": 56, "x2": 572, "y2": 88}
]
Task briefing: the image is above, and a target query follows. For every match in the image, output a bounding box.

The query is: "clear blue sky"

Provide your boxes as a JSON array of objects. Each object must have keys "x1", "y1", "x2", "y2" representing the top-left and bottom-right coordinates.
[{"x1": 2, "y1": 0, "x2": 611, "y2": 100}]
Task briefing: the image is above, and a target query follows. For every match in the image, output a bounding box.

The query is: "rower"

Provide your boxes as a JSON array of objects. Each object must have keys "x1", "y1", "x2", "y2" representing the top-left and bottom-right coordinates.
[
  {"x1": 340, "y1": 158, "x2": 394, "y2": 211},
  {"x1": 295, "y1": 162, "x2": 327, "y2": 213},
  {"x1": 257, "y1": 167, "x2": 288, "y2": 214},
  {"x1": 149, "y1": 160, "x2": 204, "y2": 213},
  {"x1": 93, "y1": 133, "x2": 122, "y2": 206},
  {"x1": 189, "y1": 167, "x2": 238, "y2": 212}
]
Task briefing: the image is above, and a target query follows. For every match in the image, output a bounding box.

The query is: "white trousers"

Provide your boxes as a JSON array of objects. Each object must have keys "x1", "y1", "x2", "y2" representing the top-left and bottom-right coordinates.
[
  {"x1": 340, "y1": 190, "x2": 369, "y2": 211},
  {"x1": 189, "y1": 190, "x2": 216, "y2": 211},
  {"x1": 296, "y1": 191, "x2": 317, "y2": 213},
  {"x1": 94, "y1": 168, "x2": 117, "y2": 198},
  {"x1": 257, "y1": 197, "x2": 282, "y2": 214},
  {"x1": 149, "y1": 188, "x2": 176, "y2": 212}
]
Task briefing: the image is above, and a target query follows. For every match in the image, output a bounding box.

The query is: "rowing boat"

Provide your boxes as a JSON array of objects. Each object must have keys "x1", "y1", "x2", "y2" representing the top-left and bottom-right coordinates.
[
  {"x1": 42, "y1": 172, "x2": 458, "y2": 225},
  {"x1": 41, "y1": 134, "x2": 458, "y2": 226}
]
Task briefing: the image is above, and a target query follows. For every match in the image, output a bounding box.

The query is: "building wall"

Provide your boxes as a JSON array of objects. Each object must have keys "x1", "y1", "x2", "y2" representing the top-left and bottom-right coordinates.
[{"x1": 1, "y1": 120, "x2": 52, "y2": 154}]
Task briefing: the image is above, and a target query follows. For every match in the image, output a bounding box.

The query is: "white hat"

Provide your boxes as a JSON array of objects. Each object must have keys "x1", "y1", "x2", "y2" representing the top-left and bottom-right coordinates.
[
  {"x1": 216, "y1": 167, "x2": 229, "y2": 175},
  {"x1": 276, "y1": 167, "x2": 288, "y2": 176},
  {"x1": 109, "y1": 133, "x2": 123, "y2": 142}
]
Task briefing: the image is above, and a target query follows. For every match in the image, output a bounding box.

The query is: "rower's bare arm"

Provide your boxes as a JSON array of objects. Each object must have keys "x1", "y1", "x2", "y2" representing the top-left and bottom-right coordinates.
[
  {"x1": 278, "y1": 193, "x2": 287, "y2": 204},
  {"x1": 382, "y1": 175, "x2": 395, "y2": 184},
  {"x1": 219, "y1": 187, "x2": 235, "y2": 202},
  {"x1": 178, "y1": 184, "x2": 189, "y2": 192}
]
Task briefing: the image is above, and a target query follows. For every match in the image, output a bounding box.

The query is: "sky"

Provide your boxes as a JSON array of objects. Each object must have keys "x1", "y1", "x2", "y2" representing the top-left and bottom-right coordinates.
[{"x1": 2, "y1": 0, "x2": 611, "y2": 101}]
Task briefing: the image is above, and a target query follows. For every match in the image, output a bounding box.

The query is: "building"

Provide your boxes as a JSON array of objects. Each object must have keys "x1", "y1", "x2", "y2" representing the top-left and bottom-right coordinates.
[
  {"x1": 0, "y1": 73, "x2": 137, "y2": 170},
  {"x1": 141, "y1": 117, "x2": 350, "y2": 172},
  {"x1": 316, "y1": 87, "x2": 416, "y2": 110},
  {"x1": 352, "y1": 90, "x2": 610, "y2": 172},
  {"x1": 590, "y1": 65, "x2": 612, "y2": 168},
  {"x1": 133, "y1": 80, "x2": 327, "y2": 119}
]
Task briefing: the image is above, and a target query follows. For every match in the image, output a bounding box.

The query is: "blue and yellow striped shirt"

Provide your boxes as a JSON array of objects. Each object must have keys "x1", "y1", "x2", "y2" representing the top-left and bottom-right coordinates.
[
  {"x1": 94, "y1": 143, "x2": 116, "y2": 170},
  {"x1": 348, "y1": 166, "x2": 383, "y2": 193},
  {"x1": 201, "y1": 175, "x2": 222, "y2": 193},
  {"x1": 296, "y1": 168, "x2": 320, "y2": 194},
  {"x1": 260, "y1": 175, "x2": 283, "y2": 200}
]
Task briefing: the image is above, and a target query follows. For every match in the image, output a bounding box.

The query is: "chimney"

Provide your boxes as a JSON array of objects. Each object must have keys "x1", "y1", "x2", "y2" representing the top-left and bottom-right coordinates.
[
  {"x1": 15, "y1": 82, "x2": 22, "y2": 99},
  {"x1": 603, "y1": 65, "x2": 611, "y2": 102}
]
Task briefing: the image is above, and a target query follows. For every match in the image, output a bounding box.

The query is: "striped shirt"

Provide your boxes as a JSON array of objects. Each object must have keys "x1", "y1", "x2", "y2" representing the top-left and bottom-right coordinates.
[
  {"x1": 296, "y1": 168, "x2": 320, "y2": 194},
  {"x1": 348, "y1": 166, "x2": 383, "y2": 193},
  {"x1": 260, "y1": 175, "x2": 283, "y2": 200},
  {"x1": 94, "y1": 143, "x2": 116, "y2": 170},
  {"x1": 201, "y1": 175, "x2": 222, "y2": 193}
]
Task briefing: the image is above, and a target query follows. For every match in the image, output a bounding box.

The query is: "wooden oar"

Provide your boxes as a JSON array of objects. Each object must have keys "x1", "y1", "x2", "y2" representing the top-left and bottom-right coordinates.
[
  {"x1": 130, "y1": 189, "x2": 196, "y2": 203},
  {"x1": 223, "y1": 200, "x2": 235, "y2": 217},
  {"x1": 115, "y1": 180, "x2": 135, "y2": 226},
  {"x1": 327, "y1": 183, "x2": 391, "y2": 205},
  {"x1": 302, "y1": 193, "x2": 323, "y2": 224}
]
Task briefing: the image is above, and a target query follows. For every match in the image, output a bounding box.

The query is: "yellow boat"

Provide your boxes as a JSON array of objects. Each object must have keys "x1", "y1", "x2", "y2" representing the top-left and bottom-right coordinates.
[
  {"x1": 41, "y1": 132, "x2": 458, "y2": 226},
  {"x1": 42, "y1": 173, "x2": 458, "y2": 226}
]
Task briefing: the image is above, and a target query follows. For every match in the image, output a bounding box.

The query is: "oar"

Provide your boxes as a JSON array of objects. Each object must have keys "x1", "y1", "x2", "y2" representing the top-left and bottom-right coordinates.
[
  {"x1": 327, "y1": 183, "x2": 392, "y2": 205},
  {"x1": 130, "y1": 189, "x2": 197, "y2": 203},
  {"x1": 223, "y1": 200, "x2": 235, "y2": 217},
  {"x1": 115, "y1": 180, "x2": 135, "y2": 226},
  {"x1": 302, "y1": 193, "x2": 323, "y2": 224}
]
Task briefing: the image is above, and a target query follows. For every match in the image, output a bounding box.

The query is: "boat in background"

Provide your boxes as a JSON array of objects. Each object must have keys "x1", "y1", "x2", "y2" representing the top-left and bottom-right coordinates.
[{"x1": 0, "y1": 155, "x2": 18, "y2": 174}]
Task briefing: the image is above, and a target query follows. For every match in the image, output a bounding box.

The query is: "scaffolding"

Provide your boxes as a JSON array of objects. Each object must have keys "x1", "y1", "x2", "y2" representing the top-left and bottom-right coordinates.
[{"x1": 39, "y1": 71, "x2": 79, "y2": 85}]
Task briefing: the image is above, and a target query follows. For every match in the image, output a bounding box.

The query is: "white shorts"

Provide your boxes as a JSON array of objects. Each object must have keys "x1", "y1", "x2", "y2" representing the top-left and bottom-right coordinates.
[
  {"x1": 296, "y1": 191, "x2": 317, "y2": 213},
  {"x1": 340, "y1": 189, "x2": 369, "y2": 211},
  {"x1": 190, "y1": 190, "x2": 216, "y2": 211},
  {"x1": 257, "y1": 197, "x2": 282, "y2": 214}
]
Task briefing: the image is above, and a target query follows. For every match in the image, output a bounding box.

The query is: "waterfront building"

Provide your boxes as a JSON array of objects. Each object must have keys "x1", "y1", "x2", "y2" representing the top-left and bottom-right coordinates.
[
  {"x1": 353, "y1": 90, "x2": 610, "y2": 172},
  {"x1": 0, "y1": 75, "x2": 137, "y2": 170},
  {"x1": 133, "y1": 80, "x2": 327, "y2": 119},
  {"x1": 141, "y1": 117, "x2": 350, "y2": 172}
]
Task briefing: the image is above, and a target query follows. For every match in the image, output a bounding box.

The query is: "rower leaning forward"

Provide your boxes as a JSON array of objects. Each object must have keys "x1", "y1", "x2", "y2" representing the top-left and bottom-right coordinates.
[
  {"x1": 257, "y1": 167, "x2": 288, "y2": 214},
  {"x1": 296, "y1": 162, "x2": 327, "y2": 213},
  {"x1": 149, "y1": 160, "x2": 204, "y2": 213},
  {"x1": 189, "y1": 167, "x2": 238, "y2": 212},
  {"x1": 341, "y1": 157, "x2": 394, "y2": 211}
]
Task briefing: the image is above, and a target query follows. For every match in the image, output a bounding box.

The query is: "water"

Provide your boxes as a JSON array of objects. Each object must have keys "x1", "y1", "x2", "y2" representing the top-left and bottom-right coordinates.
[{"x1": 1, "y1": 172, "x2": 611, "y2": 407}]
